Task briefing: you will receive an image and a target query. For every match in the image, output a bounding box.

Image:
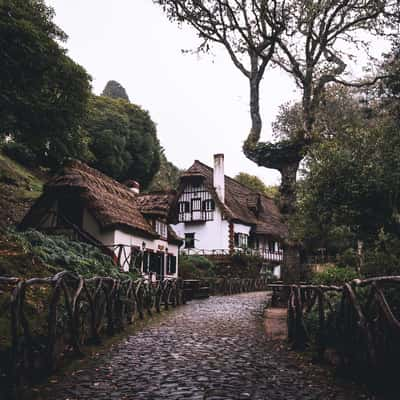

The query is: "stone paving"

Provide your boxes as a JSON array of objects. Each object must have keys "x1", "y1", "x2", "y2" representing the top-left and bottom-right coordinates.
[{"x1": 33, "y1": 292, "x2": 376, "y2": 400}]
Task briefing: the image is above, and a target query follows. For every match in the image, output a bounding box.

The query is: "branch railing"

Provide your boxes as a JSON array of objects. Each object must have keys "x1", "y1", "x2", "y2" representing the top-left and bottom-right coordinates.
[
  {"x1": 268, "y1": 277, "x2": 400, "y2": 381},
  {"x1": 181, "y1": 248, "x2": 283, "y2": 262},
  {"x1": 200, "y1": 276, "x2": 269, "y2": 295},
  {"x1": 0, "y1": 272, "x2": 184, "y2": 392}
]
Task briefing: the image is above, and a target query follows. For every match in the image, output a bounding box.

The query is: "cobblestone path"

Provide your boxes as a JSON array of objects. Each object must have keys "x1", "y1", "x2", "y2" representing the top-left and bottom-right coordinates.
[{"x1": 35, "y1": 292, "x2": 375, "y2": 400}]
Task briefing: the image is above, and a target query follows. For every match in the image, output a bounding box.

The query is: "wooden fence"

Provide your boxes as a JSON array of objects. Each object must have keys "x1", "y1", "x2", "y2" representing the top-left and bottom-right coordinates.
[
  {"x1": 269, "y1": 277, "x2": 400, "y2": 383},
  {"x1": 0, "y1": 272, "x2": 270, "y2": 395},
  {"x1": 200, "y1": 277, "x2": 269, "y2": 295},
  {"x1": 0, "y1": 272, "x2": 184, "y2": 393}
]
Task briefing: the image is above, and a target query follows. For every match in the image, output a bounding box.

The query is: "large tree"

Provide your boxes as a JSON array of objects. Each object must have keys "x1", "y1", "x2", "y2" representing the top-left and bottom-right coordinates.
[
  {"x1": 154, "y1": 0, "x2": 394, "y2": 281},
  {"x1": 84, "y1": 95, "x2": 161, "y2": 188},
  {"x1": 0, "y1": 0, "x2": 92, "y2": 169}
]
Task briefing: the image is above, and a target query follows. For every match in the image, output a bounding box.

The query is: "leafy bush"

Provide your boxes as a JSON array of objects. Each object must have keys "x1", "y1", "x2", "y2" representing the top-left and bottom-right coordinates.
[
  {"x1": 179, "y1": 255, "x2": 216, "y2": 280},
  {"x1": 311, "y1": 265, "x2": 359, "y2": 286},
  {"x1": 363, "y1": 230, "x2": 400, "y2": 277},
  {"x1": 3, "y1": 142, "x2": 37, "y2": 168},
  {"x1": 337, "y1": 248, "x2": 359, "y2": 269},
  {"x1": 10, "y1": 229, "x2": 137, "y2": 279}
]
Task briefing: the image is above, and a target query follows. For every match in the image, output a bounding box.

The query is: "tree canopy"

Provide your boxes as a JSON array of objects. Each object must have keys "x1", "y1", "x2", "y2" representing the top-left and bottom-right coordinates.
[
  {"x1": 0, "y1": 0, "x2": 92, "y2": 169},
  {"x1": 84, "y1": 95, "x2": 161, "y2": 188},
  {"x1": 292, "y1": 47, "x2": 400, "y2": 258},
  {"x1": 234, "y1": 172, "x2": 278, "y2": 198}
]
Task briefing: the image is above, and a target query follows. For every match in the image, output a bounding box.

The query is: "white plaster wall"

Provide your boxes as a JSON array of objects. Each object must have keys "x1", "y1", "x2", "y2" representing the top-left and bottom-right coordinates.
[
  {"x1": 82, "y1": 209, "x2": 115, "y2": 245},
  {"x1": 174, "y1": 207, "x2": 230, "y2": 251},
  {"x1": 233, "y1": 223, "x2": 251, "y2": 236}
]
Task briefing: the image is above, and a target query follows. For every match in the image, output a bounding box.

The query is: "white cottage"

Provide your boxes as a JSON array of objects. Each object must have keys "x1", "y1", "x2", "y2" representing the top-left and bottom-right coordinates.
[
  {"x1": 173, "y1": 154, "x2": 287, "y2": 262},
  {"x1": 20, "y1": 160, "x2": 182, "y2": 277}
]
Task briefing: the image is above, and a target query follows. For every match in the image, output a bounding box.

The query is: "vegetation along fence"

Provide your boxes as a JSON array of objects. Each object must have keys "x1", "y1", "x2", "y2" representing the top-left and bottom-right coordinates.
[
  {"x1": 0, "y1": 272, "x2": 184, "y2": 392},
  {"x1": 269, "y1": 277, "x2": 400, "y2": 385},
  {"x1": 0, "y1": 271, "x2": 269, "y2": 393}
]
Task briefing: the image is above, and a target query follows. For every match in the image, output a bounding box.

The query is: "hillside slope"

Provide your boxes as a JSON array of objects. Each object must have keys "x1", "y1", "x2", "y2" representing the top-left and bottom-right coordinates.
[{"x1": 0, "y1": 151, "x2": 44, "y2": 230}]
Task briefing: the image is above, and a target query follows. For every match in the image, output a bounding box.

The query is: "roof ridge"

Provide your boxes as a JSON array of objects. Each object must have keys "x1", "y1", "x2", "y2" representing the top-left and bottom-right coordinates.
[
  {"x1": 190, "y1": 159, "x2": 273, "y2": 201},
  {"x1": 65, "y1": 159, "x2": 136, "y2": 197}
]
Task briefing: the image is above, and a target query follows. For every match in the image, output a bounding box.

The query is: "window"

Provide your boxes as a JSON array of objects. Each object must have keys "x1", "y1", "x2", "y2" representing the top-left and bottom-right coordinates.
[
  {"x1": 185, "y1": 233, "x2": 195, "y2": 249},
  {"x1": 268, "y1": 240, "x2": 275, "y2": 253},
  {"x1": 142, "y1": 251, "x2": 150, "y2": 274},
  {"x1": 167, "y1": 254, "x2": 177, "y2": 275},
  {"x1": 155, "y1": 220, "x2": 167, "y2": 239},
  {"x1": 149, "y1": 252, "x2": 163, "y2": 276},
  {"x1": 178, "y1": 201, "x2": 190, "y2": 213},
  {"x1": 234, "y1": 233, "x2": 248, "y2": 248},
  {"x1": 191, "y1": 198, "x2": 201, "y2": 211},
  {"x1": 202, "y1": 199, "x2": 215, "y2": 211},
  {"x1": 130, "y1": 246, "x2": 142, "y2": 271}
]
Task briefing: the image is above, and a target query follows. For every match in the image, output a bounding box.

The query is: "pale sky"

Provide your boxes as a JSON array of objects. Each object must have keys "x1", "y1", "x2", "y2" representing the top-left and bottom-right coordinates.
[{"x1": 45, "y1": 0, "x2": 385, "y2": 186}]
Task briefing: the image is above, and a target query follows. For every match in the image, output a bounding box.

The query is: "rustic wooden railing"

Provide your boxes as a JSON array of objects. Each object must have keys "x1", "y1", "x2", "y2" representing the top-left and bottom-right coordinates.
[
  {"x1": 0, "y1": 272, "x2": 270, "y2": 395},
  {"x1": 201, "y1": 277, "x2": 269, "y2": 295},
  {"x1": 0, "y1": 272, "x2": 184, "y2": 392},
  {"x1": 268, "y1": 277, "x2": 400, "y2": 381}
]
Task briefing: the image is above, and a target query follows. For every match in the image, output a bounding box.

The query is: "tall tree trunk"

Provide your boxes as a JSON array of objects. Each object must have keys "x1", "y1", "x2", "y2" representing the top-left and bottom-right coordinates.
[{"x1": 280, "y1": 161, "x2": 301, "y2": 283}]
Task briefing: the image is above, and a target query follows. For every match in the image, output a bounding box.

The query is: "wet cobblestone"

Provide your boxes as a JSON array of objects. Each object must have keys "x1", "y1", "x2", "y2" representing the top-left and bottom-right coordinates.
[{"x1": 36, "y1": 292, "x2": 375, "y2": 399}]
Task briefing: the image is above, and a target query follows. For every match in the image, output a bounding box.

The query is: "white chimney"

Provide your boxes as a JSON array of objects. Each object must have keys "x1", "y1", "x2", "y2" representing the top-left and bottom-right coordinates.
[
  {"x1": 213, "y1": 154, "x2": 225, "y2": 203},
  {"x1": 126, "y1": 180, "x2": 140, "y2": 194}
]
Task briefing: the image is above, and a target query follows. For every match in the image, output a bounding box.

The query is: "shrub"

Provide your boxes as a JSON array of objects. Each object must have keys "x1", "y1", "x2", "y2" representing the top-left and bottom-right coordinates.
[
  {"x1": 311, "y1": 265, "x2": 359, "y2": 286},
  {"x1": 363, "y1": 230, "x2": 400, "y2": 277},
  {"x1": 179, "y1": 255, "x2": 216, "y2": 280},
  {"x1": 3, "y1": 142, "x2": 37, "y2": 168},
  {"x1": 10, "y1": 229, "x2": 137, "y2": 280},
  {"x1": 337, "y1": 247, "x2": 359, "y2": 269}
]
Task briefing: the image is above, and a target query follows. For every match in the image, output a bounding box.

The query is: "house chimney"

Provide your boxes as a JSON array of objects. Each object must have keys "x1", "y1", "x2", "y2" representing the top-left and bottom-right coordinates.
[
  {"x1": 125, "y1": 180, "x2": 140, "y2": 194},
  {"x1": 213, "y1": 153, "x2": 225, "y2": 203}
]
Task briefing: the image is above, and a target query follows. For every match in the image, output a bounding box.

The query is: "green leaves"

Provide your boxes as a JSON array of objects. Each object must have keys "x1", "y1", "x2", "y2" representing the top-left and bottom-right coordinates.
[
  {"x1": 0, "y1": 0, "x2": 92, "y2": 170},
  {"x1": 84, "y1": 95, "x2": 161, "y2": 188}
]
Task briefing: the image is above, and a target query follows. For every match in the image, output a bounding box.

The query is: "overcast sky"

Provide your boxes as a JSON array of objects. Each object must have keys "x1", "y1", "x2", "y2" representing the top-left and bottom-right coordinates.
[
  {"x1": 45, "y1": 0, "x2": 385, "y2": 186},
  {"x1": 45, "y1": 0, "x2": 300, "y2": 185}
]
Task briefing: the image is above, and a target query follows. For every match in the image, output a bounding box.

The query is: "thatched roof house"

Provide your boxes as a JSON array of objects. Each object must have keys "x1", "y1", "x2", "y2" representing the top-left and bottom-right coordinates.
[{"x1": 21, "y1": 160, "x2": 181, "y2": 276}]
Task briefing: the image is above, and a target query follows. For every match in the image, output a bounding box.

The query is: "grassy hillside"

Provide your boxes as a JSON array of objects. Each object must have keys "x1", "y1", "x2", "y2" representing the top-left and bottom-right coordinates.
[{"x1": 0, "y1": 151, "x2": 44, "y2": 230}]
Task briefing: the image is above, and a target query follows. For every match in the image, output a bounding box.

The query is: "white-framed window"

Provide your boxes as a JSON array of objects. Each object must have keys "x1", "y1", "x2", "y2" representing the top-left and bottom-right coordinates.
[
  {"x1": 234, "y1": 233, "x2": 248, "y2": 248},
  {"x1": 155, "y1": 220, "x2": 168, "y2": 239}
]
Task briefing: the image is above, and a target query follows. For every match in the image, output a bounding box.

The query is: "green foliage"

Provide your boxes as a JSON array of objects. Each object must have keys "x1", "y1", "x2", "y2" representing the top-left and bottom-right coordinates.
[
  {"x1": 311, "y1": 266, "x2": 359, "y2": 286},
  {"x1": 147, "y1": 151, "x2": 181, "y2": 192},
  {"x1": 0, "y1": 0, "x2": 92, "y2": 170},
  {"x1": 234, "y1": 172, "x2": 278, "y2": 198},
  {"x1": 102, "y1": 80, "x2": 130, "y2": 102},
  {"x1": 84, "y1": 95, "x2": 161, "y2": 188},
  {"x1": 3, "y1": 142, "x2": 37, "y2": 168},
  {"x1": 10, "y1": 229, "x2": 136, "y2": 279},
  {"x1": 227, "y1": 252, "x2": 264, "y2": 278},
  {"x1": 178, "y1": 255, "x2": 216, "y2": 280},
  {"x1": 363, "y1": 230, "x2": 400, "y2": 278}
]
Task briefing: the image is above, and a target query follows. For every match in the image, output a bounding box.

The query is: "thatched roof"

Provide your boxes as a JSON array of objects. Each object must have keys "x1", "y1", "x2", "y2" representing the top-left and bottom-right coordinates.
[
  {"x1": 136, "y1": 191, "x2": 176, "y2": 218},
  {"x1": 179, "y1": 160, "x2": 288, "y2": 239},
  {"x1": 22, "y1": 161, "x2": 156, "y2": 238}
]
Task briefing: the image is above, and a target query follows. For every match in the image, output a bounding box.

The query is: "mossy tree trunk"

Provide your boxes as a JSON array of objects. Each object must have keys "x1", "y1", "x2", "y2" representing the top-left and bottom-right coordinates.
[{"x1": 244, "y1": 76, "x2": 306, "y2": 283}]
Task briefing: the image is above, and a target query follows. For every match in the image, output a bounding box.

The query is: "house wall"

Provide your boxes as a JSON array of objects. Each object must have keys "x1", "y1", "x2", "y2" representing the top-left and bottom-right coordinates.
[
  {"x1": 40, "y1": 201, "x2": 58, "y2": 228},
  {"x1": 82, "y1": 209, "x2": 115, "y2": 245},
  {"x1": 174, "y1": 206, "x2": 230, "y2": 251},
  {"x1": 256, "y1": 235, "x2": 280, "y2": 252},
  {"x1": 233, "y1": 223, "x2": 251, "y2": 236},
  {"x1": 113, "y1": 229, "x2": 179, "y2": 277}
]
